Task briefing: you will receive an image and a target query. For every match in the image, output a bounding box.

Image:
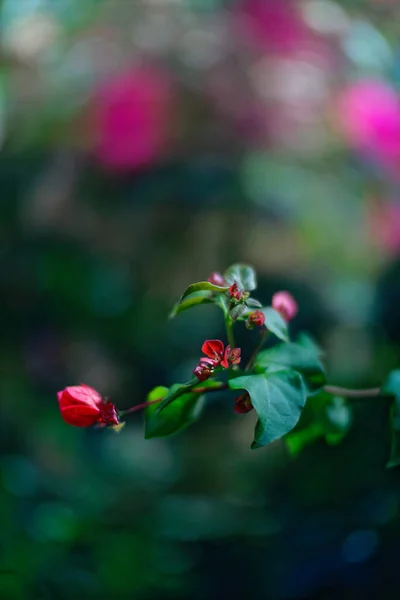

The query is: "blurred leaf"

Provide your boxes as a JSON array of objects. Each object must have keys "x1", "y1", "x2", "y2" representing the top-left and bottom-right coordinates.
[
  {"x1": 246, "y1": 298, "x2": 262, "y2": 308},
  {"x1": 285, "y1": 423, "x2": 325, "y2": 456},
  {"x1": 156, "y1": 380, "x2": 197, "y2": 413},
  {"x1": 224, "y1": 264, "x2": 257, "y2": 291},
  {"x1": 145, "y1": 385, "x2": 206, "y2": 439},
  {"x1": 169, "y1": 293, "x2": 214, "y2": 319},
  {"x1": 180, "y1": 281, "x2": 228, "y2": 302},
  {"x1": 284, "y1": 392, "x2": 352, "y2": 455},
  {"x1": 261, "y1": 307, "x2": 289, "y2": 342},
  {"x1": 230, "y1": 303, "x2": 247, "y2": 321},
  {"x1": 229, "y1": 370, "x2": 307, "y2": 448},
  {"x1": 254, "y1": 334, "x2": 326, "y2": 392},
  {"x1": 382, "y1": 370, "x2": 400, "y2": 468}
]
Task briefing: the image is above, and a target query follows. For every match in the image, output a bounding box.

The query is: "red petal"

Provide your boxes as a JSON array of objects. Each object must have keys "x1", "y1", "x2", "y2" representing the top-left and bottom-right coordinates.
[
  {"x1": 220, "y1": 345, "x2": 230, "y2": 369},
  {"x1": 59, "y1": 404, "x2": 100, "y2": 427},
  {"x1": 201, "y1": 339, "x2": 224, "y2": 360}
]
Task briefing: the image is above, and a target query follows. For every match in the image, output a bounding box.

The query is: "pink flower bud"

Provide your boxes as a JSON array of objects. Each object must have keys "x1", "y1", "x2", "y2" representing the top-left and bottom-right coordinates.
[
  {"x1": 208, "y1": 272, "x2": 226, "y2": 286},
  {"x1": 272, "y1": 291, "x2": 298, "y2": 321},
  {"x1": 193, "y1": 363, "x2": 213, "y2": 382}
]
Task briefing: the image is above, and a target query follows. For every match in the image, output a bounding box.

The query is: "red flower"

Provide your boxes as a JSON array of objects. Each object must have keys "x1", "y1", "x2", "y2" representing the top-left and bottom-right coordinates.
[
  {"x1": 221, "y1": 345, "x2": 241, "y2": 369},
  {"x1": 234, "y1": 393, "x2": 253, "y2": 414},
  {"x1": 272, "y1": 291, "x2": 298, "y2": 321},
  {"x1": 193, "y1": 340, "x2": 241, "y2": 381},
  {"x1": 201, "y1": 339, "x2": 225, "y2": 365},
  {"x1": 246, "y1": 310, "x2": 265, "y2": 329},
  {"x1": 208, "y1": 272, "x2": 226, "y2": 287},
  {"x1": 228, "y1": 282, "x2": 245, "y2": 301},
  {"x1": 57, "y1": 384, "x2": 119, "y2": 427}
]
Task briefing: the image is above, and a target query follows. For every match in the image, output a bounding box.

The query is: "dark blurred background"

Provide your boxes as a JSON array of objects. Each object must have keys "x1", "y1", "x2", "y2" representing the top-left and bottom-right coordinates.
[{"x1": 2, "y1": 0, "x2": 400, "y2": 598}]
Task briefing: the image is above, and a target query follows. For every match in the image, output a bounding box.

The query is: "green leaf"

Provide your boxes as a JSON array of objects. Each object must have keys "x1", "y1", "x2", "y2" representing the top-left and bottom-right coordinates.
[
  {"x1": 181, "y1": 281, "x2": 228, "y2": 302},
  {"x1": 145, "y1": 385, "x2": 206, "y2": 439},
  {"x1": 382, "y1": 370, "x2": 400, "y2": 468},
  {"x1": 284, "y1": 423, "x2": 325, "y2": 456},
  {"x1": 230, "y1": 303, "x2": 247, "y2": 321},
  {"x1": 261, "y1": 307, "x2": 289, "y2": 342},
  {"x1": 283, "y1": 391, "x2": 352, "y2": 455},
  {"x1": 229, "y1": 370, "x2": 307, "y2": 448},
  {"x1": 169, "y1": 293, "x2": 214, "y2": 318},
  {"x1": 224, "y1": 264, "x2": 257, "y2": 291},
  {"x1": 156, "y1": 379, "x2": 197, "y2": 413},
  {"x1": 246, "y1": 298, "x2": 262, "y2": 308},
  {"x1": 254, "y1": 335, "x2": 326, "y2": 392}
]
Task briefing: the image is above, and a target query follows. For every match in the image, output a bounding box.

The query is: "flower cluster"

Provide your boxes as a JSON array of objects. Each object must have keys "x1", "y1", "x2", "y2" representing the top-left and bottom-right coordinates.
[
  {"x1": 57, "y1": 384, "x2": 120, "y2": 428},
  {"x1": 193, "y1": 339, "x2": 241, "y2": 381}
]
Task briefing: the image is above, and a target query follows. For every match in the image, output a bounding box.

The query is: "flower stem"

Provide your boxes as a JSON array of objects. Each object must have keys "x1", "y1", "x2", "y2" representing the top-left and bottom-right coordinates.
[
  {"x1": 323, "y1": 385, "x2": 381, "y2": 398},
  {"x1": 245, "y1": 329, "x2": 270, "y2": 372},
  {"x1": 120, "y1": 382, "x2": 230, "y2": 417},
  {"x1": 225, "y1": 315, "x2": 236, "y2": 348}
]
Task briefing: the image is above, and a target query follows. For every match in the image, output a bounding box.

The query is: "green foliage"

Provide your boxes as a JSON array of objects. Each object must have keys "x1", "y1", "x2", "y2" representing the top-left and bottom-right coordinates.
[
  {"x1": 169, "y1": 293, "x2": 214, "y2": 318},
  {"x1": 382, "y1": 370, "x2": 400, "y2": 468},
  {"x1": 254, "y1": 334, "x2": 326, "y2": 392},
  {"x1": 224, "y1": 264, "x2": 257, "y2": 291},
  {"x1": 229, "y1": 370, "x2": 307, "y2": 448},
  {"x1": 284, "y1": 392, "x2": 352, "y2": 456},
  {"x1": 180, "y1": 281, "x2": 229, "y2": 301},
  {"x1": 261, "y1": 307, "x2": 289, "y2": 342},
  {"x1": 145, "y1": 386, "x2": 206, "y2": 439},
  {"x1": 229, "y1": 303, "x2": 247, "y2": 321}
]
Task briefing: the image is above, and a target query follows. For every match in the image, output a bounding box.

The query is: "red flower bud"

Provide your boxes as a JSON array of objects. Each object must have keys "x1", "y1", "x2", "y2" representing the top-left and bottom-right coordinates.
[
  {"x1": 193, "y1": 363, "x2": 213, "y2": 381},
  {"x1": 272, "y1": 291, "x2": 298, "y2": 321},
  {"x1": 234, "y1": 393, "x2": 253, "y2": 414},
  {"x1": 57, "y1": 384, "x2": 103, "y2": 427},
  {"x1": 246, "y1": 310, "x2": 265, "y2": 329},
  {"x1": 208, "y1": 272, "x2": 226, "y2": 287},
  {"x1": 57, "y1": 384, "x2": 120, "y2": 428},
  {"x1": 228, "y1": 282, "x2": 245, "y2": 301},
  {"x1": 221, "y1": 345, "x2": 241, "y2": 368}
]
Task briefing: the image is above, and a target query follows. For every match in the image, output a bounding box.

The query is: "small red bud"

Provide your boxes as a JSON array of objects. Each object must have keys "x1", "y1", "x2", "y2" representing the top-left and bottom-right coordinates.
[
  {"x1": 228, "y1": 282, "x2": 245, "y2": 302},
  {"x1": 193, "y1": 363, "x2": 213, "y2": 381},
  {"x1": 272, "y1": 291, "x2": 298, "y2": 321},
  {"x1": 246, "y1": 310, "x2": 265, "y2": 329},
  {"x1": 208, "y1": 272, "x2": 226, "y2": 287},
  {"x1": 234, "y1": 393, "x2": 253, "y2": 414}
]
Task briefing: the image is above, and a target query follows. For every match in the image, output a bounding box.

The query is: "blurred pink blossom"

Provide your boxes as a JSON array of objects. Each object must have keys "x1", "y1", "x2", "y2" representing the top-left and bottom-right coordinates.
[
  {"x1": 236, "y1": 0, "x2": 310, "y2": 53},
  {"x1": 92, "y1": 65, "x2": 173, "y2": 172},
  {"x1": 336, "y1": 80, "x2": 400, "y2": 170},
  {"x1": 367, "y1": 199, "x2": 400, "y2": 254}
]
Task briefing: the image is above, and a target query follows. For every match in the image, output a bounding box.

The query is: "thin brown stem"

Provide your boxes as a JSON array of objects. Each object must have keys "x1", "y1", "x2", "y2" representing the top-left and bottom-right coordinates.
[
  {"x1": 323, "y1": 385, "x2": 381, "y2": 398},
  {"x1": 119, "y1": 398, "x2": 162, "y2": 416},
  {"x1": 245, "y1": 329, "x2": 270, "y2": 372}
]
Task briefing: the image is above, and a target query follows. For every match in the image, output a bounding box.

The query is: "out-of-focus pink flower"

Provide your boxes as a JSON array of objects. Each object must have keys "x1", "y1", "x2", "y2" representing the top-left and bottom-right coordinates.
[
  {"x1": 236, "y1": 0, "x2": 309, "y2": 53},
  {"x1": 91, "y1": 65, "x2": 173, "y2": 172},
  {"x1": 336, "y1": 80, "x2": 400, "y2": 168},
  {"x1": 272, "y1": 291, "x2": 298, "y2": 322},
  {"x1": 367, "y1": 199, "x2": 400, "y2": 254}
]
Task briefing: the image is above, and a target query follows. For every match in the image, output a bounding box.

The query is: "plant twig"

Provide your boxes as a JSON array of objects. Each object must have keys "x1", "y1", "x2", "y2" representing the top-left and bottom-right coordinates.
[
  {"x1": 120, "y1": 382, "x2": 230, "y2": 417},
  {"x1": 323, "y1": 385, "x2": 381, "y2": 398},
  {"x1": 245, "y1": 329, "x2": 270, "y2": 372}
]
